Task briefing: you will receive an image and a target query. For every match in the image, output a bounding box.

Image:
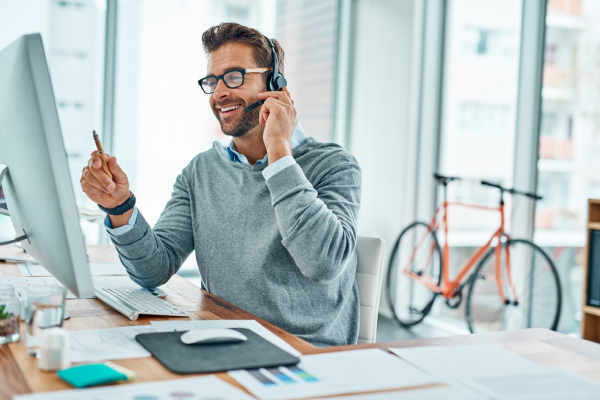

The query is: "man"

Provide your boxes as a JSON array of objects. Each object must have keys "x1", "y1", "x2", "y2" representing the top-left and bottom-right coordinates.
[{"x1": 80, "y1": 23, "x2": 361, "y2": 347}]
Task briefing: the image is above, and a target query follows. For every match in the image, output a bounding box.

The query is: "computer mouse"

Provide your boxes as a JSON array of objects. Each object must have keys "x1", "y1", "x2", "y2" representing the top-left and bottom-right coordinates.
[{"x1": 180, "y1": 328, "x2": 248, "y2": 345}]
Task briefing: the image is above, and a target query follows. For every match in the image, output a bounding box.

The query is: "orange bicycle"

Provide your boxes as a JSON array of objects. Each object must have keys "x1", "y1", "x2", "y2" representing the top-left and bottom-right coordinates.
[{"x1": 386, "y1": 173, "x2": 561, "y2": 333}]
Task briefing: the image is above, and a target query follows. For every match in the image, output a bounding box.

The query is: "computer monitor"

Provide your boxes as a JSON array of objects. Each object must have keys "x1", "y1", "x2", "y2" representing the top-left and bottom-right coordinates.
[{"x1": 0, "y1": 34, "x2": 94, "y2": 298}]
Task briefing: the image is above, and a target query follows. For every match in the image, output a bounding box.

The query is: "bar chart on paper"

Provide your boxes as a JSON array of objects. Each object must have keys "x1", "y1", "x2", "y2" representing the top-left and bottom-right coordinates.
[
  {"x1": 229, "y1": 349, "x2": 439, "y2": 400},
  {"x1": 247, "y1": 365, "x2": 320, "y2": 386}
]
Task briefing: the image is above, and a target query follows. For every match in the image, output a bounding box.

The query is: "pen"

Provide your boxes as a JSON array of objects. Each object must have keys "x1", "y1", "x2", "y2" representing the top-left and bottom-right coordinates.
[{"x1": 92, "y1": 130, "x2": 113, "y2": 179}]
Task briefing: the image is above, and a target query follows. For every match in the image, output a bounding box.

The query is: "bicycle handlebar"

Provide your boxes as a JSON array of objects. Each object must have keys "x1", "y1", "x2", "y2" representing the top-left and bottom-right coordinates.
[{"x1": 481, "y1": 180, "x2": 543, "y2": 201}]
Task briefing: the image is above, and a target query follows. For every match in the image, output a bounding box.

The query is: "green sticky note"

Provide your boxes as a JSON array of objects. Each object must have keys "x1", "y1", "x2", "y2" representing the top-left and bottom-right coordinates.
[{"x1": 57, "y1": 363, "x2": 130, "y2": 388}]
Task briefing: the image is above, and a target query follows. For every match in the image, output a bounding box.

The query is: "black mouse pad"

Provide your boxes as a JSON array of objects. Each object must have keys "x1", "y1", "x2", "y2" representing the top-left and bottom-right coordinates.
[{"x1": 135, "y1": 328, "x2": 300, "y2": 374}]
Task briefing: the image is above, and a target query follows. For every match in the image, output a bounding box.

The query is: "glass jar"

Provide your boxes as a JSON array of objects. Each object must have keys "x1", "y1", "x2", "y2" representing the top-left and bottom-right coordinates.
[{"x1": 0, "y1": 288, "x2": 21, "y2": 344}]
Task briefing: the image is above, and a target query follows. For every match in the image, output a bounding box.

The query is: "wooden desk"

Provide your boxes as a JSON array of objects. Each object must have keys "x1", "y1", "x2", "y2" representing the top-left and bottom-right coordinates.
[{"x1": 2, "y1": 245, "x2": 600, "y2": 399}]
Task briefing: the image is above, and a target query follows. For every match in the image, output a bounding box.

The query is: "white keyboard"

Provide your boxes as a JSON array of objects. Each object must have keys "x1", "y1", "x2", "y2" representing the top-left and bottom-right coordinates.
[{"x1": 94, "y1": 288, "x2": 190, "y2": 321}]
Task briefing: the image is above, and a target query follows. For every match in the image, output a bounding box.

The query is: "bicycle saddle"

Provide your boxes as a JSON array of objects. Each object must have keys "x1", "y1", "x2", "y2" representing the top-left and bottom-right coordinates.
[{"x1": 433, "y1": 173, "x2": 461, "y2": 185}]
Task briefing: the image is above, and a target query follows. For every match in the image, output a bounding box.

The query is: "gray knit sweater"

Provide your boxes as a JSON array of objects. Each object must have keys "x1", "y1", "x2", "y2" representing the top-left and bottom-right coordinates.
[{"x1": 110, "y1": 137, "x2": 362, "y2": 347}]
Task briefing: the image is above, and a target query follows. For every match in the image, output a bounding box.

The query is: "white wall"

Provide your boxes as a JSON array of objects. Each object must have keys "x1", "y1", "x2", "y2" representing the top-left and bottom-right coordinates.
[{"x1": 348, "y1": 0, "x2": 416, "y2": 316}]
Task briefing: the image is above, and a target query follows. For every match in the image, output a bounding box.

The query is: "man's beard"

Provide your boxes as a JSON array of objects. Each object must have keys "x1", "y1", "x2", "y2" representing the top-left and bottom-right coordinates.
[{"x1": 215, "y1": 100, "x2": 261, "y2": 138}]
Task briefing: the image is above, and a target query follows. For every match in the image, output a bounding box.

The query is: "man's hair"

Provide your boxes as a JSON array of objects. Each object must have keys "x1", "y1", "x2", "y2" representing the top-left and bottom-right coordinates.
[{"x1": 202, "y1": 22, "x2": 285, "y2": 75}]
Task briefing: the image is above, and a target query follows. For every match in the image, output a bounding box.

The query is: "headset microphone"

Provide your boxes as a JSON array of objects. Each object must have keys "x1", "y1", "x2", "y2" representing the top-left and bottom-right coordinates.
[
  {"x1": 244, "y1": 36, "x2": 287, "y2": 113},
  {"x1": 244, "y1": 99, "x2": 264, "y2": 112}
]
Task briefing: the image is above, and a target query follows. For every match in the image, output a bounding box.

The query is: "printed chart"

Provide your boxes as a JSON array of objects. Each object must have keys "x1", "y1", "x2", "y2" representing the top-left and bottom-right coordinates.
[
  {"x1": 229, "y1": 348, "x2": 439, "y2": 400},
  {"x1": 246, "y1": 365, "x2": 319, "y2": 386}
]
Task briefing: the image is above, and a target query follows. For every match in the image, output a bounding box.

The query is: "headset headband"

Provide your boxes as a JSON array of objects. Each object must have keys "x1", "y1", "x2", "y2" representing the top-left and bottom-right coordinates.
[{"x1": 265, "y1": 36, "x2": 279, "y2": 82}]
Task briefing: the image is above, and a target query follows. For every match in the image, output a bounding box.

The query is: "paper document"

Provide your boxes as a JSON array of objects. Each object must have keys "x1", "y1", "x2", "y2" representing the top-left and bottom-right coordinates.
[
  {"x1": 0, "y1": 253, "x2": 34, "y2": 263},
  {"x1": 312, "y1": 386, "x2": 486, "y2": 400},
  {"x1": 229, "y1": 348, "x2": 439, "y2": 400},
  {"x1": 0, "y1": 277, "x2": 78, "y2": 299},
  {"x1": 467, "y1": 367, "x2": 600, "y2": 400},
  {"x1": 18, "y1": 262, "x2": 128, "y2": 276},
  {"x1": 390, "y1": 345, "x2": 600, "y2": 399},
  {"x1": 150, "y1": 319, "x2": 302, "y2": 357},
  {"x1": 69, "y1": 325, "x2": 159, "y2": 362},
  {"x1": 14, "y1": 375, "x2": 255, "y2": 400},
  {"x1": 0, "y1": 276, "x2": 165, "y2": 299}
]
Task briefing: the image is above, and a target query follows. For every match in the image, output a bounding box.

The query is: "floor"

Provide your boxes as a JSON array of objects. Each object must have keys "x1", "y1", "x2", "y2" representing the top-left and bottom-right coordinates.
[{"x1": 375, "y1": 314, "x2": 455, "y2": 342}]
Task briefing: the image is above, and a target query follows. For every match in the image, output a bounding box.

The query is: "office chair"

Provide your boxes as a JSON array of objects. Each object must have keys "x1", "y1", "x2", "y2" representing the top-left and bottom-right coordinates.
[{"x1": 355, "y1": 235, "x2": 386, "y2": 344}]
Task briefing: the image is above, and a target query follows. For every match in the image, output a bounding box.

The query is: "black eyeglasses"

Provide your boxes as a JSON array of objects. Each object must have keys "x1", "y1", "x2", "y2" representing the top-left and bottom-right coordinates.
[{"x1": 198, "y1": 68, "x2": 271, "y2": 94}]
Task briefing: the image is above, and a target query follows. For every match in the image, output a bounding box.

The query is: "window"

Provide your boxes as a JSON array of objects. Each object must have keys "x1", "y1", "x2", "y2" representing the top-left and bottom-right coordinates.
[
  {"x1": 463, "y1": 27, "x2": 518, "y2": 58},
  {"x1": 459, "y1": 103, "x2": 510, "y2": 132},
  {"x1": 534, "y1": 0, "x2": 596, "y2": 335},
  {"x1": 435, "y1": 0, "x2": 523, "y2": 327},
  {"x1": 0, "y1": 0, "x2": 106, "y2": 244},
  {"x1": 276, "y1": 0, "x2": 339, "y2": 142}
]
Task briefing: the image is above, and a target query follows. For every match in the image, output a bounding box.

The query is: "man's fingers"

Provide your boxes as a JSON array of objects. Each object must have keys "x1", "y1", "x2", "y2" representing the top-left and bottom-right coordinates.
[
  {"x1": 89, "y1": 150, "x2": 103, "y2": 169},
  {"x1": 259, "y1": 97, "x2": 288, "y2": 124},
  {"x1": 281, "y1": 87, "x2": 294, "y2": 105},
  {"x1": 107, "y1": 156, "x2": 128, "y2": 185},
  {"x1": 257, "y1": 90, "x2": 292, "y2": 105},
  {"x1": 87, "y1": 158, "x2": 115, "y2": 192},
  {"x1": 81, "y1": 181, "x2": 105, "y2": 196},
  {"x1": 82, "y1": 168, "x2": 109, "y2": 193}
]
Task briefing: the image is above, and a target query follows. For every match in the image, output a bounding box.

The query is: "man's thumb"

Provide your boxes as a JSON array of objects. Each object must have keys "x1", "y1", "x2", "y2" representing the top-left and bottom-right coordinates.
[{"x1": 107, "y1": 156, "x2": 127, "y2": 183}]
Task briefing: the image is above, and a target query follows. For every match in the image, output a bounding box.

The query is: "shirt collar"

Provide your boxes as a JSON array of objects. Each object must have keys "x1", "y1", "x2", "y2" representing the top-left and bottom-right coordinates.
[{"x1": 227, "y1": 122, "x2": 307, "y2": 165}]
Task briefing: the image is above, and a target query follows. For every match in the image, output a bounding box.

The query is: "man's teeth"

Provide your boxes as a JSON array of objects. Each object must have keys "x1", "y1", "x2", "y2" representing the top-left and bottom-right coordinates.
[{"x1": 221, "y1": 105, "x2": 240, "y2": 112}]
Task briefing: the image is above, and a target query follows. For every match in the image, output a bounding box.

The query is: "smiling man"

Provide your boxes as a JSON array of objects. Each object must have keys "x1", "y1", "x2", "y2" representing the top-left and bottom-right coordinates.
[{"x1": 80, "y1": 23, "x2": 362, "y2": 347}]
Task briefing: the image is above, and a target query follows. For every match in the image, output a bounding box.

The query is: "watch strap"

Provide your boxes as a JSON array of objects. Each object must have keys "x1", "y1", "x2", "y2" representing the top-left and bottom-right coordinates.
[{"x1": 98, "y1": 192, "x2": 136, "y2": 215}]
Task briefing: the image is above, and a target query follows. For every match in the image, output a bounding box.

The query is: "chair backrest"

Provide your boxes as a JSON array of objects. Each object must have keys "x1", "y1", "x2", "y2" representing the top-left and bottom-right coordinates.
[{"x1": 355, "y1": 235, "x2": 386, "y2": 344}]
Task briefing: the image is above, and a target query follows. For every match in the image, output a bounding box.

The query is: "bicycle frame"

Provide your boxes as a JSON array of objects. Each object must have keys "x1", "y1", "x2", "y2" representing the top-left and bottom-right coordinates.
[{"x1": 404, "y1": 197, "x2": 520, "y2": 305}]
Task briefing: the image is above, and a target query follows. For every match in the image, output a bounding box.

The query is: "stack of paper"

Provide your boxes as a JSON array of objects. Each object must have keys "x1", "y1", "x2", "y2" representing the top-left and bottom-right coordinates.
[
  {"x1": 69, "y1": 325, "x2": 158, "y2": 362},
  {"x1": 66, "y1": 319, "x2": 303, "y2": 363},
  {"x1": 390, "y1": 345, "x2": 600, "y2": 400},
  {"x1": 14, "y1": 376, "x2": 254, "y2": 400},
  {"x1": 312, "y1": 386, "x2": 485, "y2": 400},
  {"x1": 229, "y1": 348, "x2": 440, "y2": 400}
]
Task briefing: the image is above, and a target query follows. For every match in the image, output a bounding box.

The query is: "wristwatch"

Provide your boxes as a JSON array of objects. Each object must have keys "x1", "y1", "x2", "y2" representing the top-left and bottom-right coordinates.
[{"x1": 98, "y1": 192, "x2": 136, "y2": 215}]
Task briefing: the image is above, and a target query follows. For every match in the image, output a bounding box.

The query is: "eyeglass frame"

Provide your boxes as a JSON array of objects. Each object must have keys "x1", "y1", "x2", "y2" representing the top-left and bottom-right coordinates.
[{"x1": 198, "y1": 68, "x2": 272, "y2": 94}]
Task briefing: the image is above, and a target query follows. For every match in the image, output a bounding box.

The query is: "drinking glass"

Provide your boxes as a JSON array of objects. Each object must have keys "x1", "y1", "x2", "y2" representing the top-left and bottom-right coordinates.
[
  {"x1": 0, "y1": 285, "x2": 20, "y2": 344},
  {"x1": 26, "y1": 286, "x2": 67, "y2": 356}
]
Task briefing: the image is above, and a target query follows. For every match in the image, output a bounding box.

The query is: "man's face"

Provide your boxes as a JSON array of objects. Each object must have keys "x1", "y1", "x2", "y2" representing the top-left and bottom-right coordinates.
[{"x1": 207, "y1": 43, "x2": 266, "y2": 137}]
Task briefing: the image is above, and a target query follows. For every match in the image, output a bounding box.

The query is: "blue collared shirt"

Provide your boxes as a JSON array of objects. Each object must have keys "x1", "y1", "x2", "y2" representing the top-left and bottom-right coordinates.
[
  {"x1": 105, "y1": 122, "x2": 307, "y2": 235},
  {"x1": 227, "y1": 122, "x2": 306, "y2": 180}
]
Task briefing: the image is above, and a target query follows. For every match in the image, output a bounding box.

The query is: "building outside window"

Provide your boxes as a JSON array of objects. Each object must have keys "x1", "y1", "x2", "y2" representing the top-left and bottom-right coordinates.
[{"x1": 535, "y1": 0, "x2": 600, "y2": 334}]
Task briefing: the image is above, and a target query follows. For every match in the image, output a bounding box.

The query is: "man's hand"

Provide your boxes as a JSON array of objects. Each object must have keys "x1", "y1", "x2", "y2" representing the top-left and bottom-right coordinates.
[
  {"x1": 80, "y1": 151, "x2": 130, "y2": 209},
  {"x1": 258, "y1": 87, "x2": 297, "y2": 164}
]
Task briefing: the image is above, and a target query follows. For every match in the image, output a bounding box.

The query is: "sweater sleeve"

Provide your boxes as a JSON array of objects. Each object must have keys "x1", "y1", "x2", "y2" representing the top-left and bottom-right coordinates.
[
  {"x1": 108, "y1": 173, "x2": 195, "y2": 288},
  {"x1": 265, "y1": 151, "x2": 362, "y2": 284}
]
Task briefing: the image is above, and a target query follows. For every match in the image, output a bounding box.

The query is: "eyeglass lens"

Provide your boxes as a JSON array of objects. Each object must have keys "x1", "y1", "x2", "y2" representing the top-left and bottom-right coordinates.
[{"x1": 201, "y1": 70, "x2": 244, "y2": 94}]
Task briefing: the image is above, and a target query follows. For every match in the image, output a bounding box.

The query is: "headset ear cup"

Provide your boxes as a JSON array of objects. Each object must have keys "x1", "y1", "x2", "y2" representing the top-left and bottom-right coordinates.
[
  {"x1": 275, "y1": 74, "x2": 287, "y2": 90},
  {"x1": 265, "y1": 72, "x2": 275, "y2": 91}
]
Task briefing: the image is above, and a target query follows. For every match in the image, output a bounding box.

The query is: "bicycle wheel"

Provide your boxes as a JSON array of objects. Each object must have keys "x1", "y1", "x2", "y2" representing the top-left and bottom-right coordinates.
[
  {"x1": 465, "y1": 239, "x2": 561, "y2": 333},
  {"x1": 386, "y1": 221, "x2": 442, "y2": 327}
]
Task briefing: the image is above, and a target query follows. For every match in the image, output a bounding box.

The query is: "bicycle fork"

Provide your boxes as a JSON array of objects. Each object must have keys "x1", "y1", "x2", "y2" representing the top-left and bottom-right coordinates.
[{"x1": 494, "y1": 238, "x2": 520, "y2": 306}]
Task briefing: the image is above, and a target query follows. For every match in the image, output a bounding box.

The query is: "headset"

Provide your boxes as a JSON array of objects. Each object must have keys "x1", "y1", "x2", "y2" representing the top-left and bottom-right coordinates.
[{"x1": 244, "y1": 36, "x2": 288, "y2": 112}]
